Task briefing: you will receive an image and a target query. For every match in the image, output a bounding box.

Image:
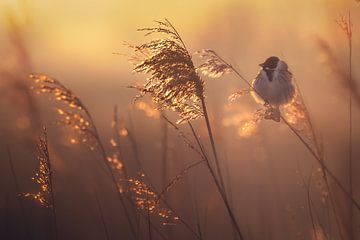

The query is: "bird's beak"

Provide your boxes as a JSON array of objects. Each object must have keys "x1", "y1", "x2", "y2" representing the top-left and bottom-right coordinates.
[{"x1": 259, "y1": 63, "x2": 264, "y2": 67}]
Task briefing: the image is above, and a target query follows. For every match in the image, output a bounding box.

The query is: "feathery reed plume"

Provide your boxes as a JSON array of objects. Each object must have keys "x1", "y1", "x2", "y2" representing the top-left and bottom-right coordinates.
[
  {"x1": 125, "y1": 174, "x2": 179, "y2": 225},
  {"x1": 25, "y1": 129, "x2": 52, "y2": 207},
  {"x1": 29, "y1": 74, "x2": 97, "y2": 149},
  {"x1": 337, "y1": 12, "x2": 354, "y2": 240},
  {"x1": 317, "y1": 33, "x2": 360, "y2": 240},
  {"x1": 218, "y1": 49, "x2": 345, "y2": 238},
  {"x1": 112, "y1": 112, "x2": 200, "y2": 239},
  {"x1": 29, "y1": 74, "x2": 138, "y2": 239},
  {"x1": 228, "y1": 89, "x2": 251, "y2": 103},
  {"x1": 198, "y1": 48, "x2": 360, "y2": 212},
  {"x1": 127, "y1": 19, "x2": 204, "y2": 124},
  {"x1": 195, "y1": 49, "x2": 233, "y2": 78},
  {"x1": 127, "y1": 19, "x2": 245, "y2": 239},
  {"x1": 283, "y1": 93, "x2": 318, "y2": 150},
  {"x1": 25, "y1": 127, "x2": 58, "y2": 240},
  {"x1": 283, "y1": 91, "x2": 336, "y2": 225}
]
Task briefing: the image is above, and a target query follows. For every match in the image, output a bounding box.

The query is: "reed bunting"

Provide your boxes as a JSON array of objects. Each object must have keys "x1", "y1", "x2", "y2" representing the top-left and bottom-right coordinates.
[{"x1": 252, "y1": 56, "x2": 295, "y2": 122}]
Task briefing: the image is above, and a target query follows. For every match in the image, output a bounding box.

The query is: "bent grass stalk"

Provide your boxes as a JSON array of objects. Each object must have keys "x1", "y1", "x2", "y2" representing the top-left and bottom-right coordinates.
[
  {"x1": 29, "y1": 74, "x2": 137, "y2": 240},
  {"x1": 24, "y1": 128, "x2": 58, "y2": 240},
  {"x1": 6, "y1": 145, "x2": 32, "y2": 239},
  {"x1": 127, "y1": 19, "x2": 244, "y2": 239},
  {"x1": 188, "y1": 122, "x2": 244, "y2": 240},
  {"x1": 200, "y1": 53, "x2": 360, "y2": 212},
  {"x1": 113, "y1": 110, "x2": 200, "y2": 239},
  {"x1": 94, "y1": 190, "x2": 110, "y2": 240},
  {"x1": 336, "y1": 12, "x2": 354, "y2": 239}
]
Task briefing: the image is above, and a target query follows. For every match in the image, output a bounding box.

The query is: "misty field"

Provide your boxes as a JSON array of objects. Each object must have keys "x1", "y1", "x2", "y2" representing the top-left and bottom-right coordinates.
[{"x1": 1, "y1": 1, "x2": 360, "y2": 240}]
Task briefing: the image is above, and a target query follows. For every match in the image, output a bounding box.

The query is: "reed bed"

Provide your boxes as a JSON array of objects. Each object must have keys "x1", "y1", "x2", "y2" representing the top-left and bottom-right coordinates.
[{"x1": 1, "y1": 6, "x2": 360, "y2": 240}]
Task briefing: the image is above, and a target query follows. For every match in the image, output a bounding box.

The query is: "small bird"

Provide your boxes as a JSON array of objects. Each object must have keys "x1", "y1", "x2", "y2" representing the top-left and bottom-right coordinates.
[{"x1": 252, "y1": 56, "x2": 295, "y2": 122}]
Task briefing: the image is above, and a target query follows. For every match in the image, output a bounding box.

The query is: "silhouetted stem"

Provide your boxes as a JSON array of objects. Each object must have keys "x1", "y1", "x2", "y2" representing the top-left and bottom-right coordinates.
[
  {"x1": 85, "y1": 112, "x2": 137, "y2": 240},
  {"x1": 95, "y1": 191, "x2": 110, "y2": 240},
  {"x1": 346, "y1": 12, "x2": 353, "y2": 239},
  {"x1": 200, "y1": 97, "x2": 225, "y2": 190},
  {"x1": 188, "y1": 123, "x2": 244, "y2": 240},
  {"x1": 226, "y1": 62, "x2": 360, "y2": 212},
  {"x1": 43, "y1": 131, "x2": 58, "y2": 240},
  {"x1": 6, "y1": 145, "x2": 32, "y2": 239}
]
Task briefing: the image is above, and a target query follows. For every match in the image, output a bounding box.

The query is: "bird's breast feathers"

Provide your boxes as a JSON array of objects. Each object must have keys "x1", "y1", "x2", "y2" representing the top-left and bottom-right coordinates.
[{"x1": 252, "y1": 60, "x2": 295, "y2": 106}]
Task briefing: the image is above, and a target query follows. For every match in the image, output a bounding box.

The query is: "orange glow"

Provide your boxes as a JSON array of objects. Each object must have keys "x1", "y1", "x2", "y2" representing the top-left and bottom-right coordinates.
[{"x1": 135, "y1": 101, "x2": 161, "y2": 119}]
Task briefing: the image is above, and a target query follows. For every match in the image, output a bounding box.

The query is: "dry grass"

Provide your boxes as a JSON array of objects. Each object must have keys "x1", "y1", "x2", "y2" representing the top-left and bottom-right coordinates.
[
  {"x1": 128, "y1": 19, "x2": 204, "y2": 124},
  {"x1": 2, "y1": 7, "x2": 360, "y2": 240}
]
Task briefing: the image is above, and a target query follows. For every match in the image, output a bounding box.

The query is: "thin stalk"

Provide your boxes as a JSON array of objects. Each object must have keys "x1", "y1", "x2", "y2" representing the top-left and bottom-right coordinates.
[
  {"x1": 125, "y1": 193, "x2": 169, "y2": 240},
  {"x1": 6, "y1": 145, "x2": 31, "y2": 239},
  {"x1": 140, "y1": 168, "x2": 202, "y2": 240},
  {"x1": 188, "y1": 123, "x2": 244, "y2": 240},
  {"x1": 85, "y1": 112, "x2": 137, "y2": 240},
  {"x1": 122, "y1": 114, "x2": 200, "y2": 239},
  {"x1": 227, "y1": 63, "x2": 360, "y2": 211},
  {"x1": 298, "y1": 164, "x2": 318, "y2": 240},
  {"x1": 347, "y1": 12, "x2": 353, "y2": 239},
  {"x1": 290, "y1": 77, "x2": 344, "y2": 240},
  {"x1": 44, "y1": 136, "x2": 58, "y2": 240},
  {"x1": 95, "y1": 190, "x2": 110, "y2": 240},
  {"x1": 281, "y1": 116, "x2": 360, "y2": 210},
  {"x1": 336, "y1": 11, "x2": 354, "y2": 239},
  {"x1": 146, "y1": 191, "x2": 152, "y2": 240},
  {"x1": 200, "y1": 97, "x2": 225, "y2": 190},
  {"x1": 161, "y1": 112, "x2": 169, "y2": 190},
  {"x1": 193, "y1": 195, "x2": 203, "y2": 240},
  {"x1": 113, "y1": 106, "x2": 140, "y2": 237},
  {"x1": 159, "y1": 160, "x2": 204, "y2": 198},
  {"x1": 127, "y1": 112, "x2": 143, "y2": 171},
  {"x1": 4, "y1": 193, "x2": 9, "y2": 238}
]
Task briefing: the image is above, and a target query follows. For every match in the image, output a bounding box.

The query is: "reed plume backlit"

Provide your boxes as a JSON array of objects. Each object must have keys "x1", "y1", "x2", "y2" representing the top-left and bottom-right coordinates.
[
  {"x1": 126, "y1": 176, "x2": 179, "y2": 223},
  {"x1": 25, "y1": 128, "x2": 52, "y2": 207},
  {"x1": 196, "y1": 49, "x2": 232, "y2": 78},
  {"x1": 128, "y1": 19, "x2": 204, "y2": 124},
  {"x1": 108, "y1": 107, "x2": 126, "y2": 177},
  {"x1": 283, "y1": 94, "x2": 314, "y2": 143},
  {"x1": 29, "y1": 74, "x2": 97, "y2": 150}
]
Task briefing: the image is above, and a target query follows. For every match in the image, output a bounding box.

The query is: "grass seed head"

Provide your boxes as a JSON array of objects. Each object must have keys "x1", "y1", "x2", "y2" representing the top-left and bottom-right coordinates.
[{"x1": 128, "y1": 19, "x2": 204, "y2": 124}]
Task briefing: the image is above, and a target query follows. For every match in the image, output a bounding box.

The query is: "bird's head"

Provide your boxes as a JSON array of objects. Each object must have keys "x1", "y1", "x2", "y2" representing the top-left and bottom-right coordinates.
[{"x1": 259, "y1": 56, "x2": 280, "y2": 70}]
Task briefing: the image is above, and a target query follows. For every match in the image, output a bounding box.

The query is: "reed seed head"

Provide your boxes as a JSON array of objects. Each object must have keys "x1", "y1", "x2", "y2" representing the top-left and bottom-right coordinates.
[
  {"x1": 24, "y1": 127, "x2": 52, "y2": 207},
  {"x1": 128, "y1": 19, "x2": 204, "y2": 124}
]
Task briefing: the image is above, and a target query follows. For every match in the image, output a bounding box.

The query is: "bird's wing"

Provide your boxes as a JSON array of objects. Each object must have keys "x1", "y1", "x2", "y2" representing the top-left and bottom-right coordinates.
[
  {"x1": 252, "y1": 70, "x2": 268, "y2": 90},
  {"x1": 275, "y1": 61, "x2": 292, "y2": 83},
  {"x1": 251, "y1": 70, "x2": 268, "y2": 103}
]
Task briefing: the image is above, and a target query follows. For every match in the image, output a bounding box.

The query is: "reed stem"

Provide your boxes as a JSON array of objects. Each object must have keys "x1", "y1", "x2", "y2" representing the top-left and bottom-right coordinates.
[
  {"x1": 226, "y1": 61, "x2": 360, "y2": 212},
  {"x1": 85, "y1": 111, "x2": 137, "y2": 240},
  {"x1": 188, "y1": 123, "x2": 244, "y2": 240},
  {"x1": 6, "y1": 145, "x2": 32, "y2": 239},
  {"x1": 95, "y1": 190, "x2": 110, "y2": 240},
  {"x1": 346, "y1": 12, "x2": 353, "y2": 239},
  {"x1": 200, "y1": 97, "x2": 225, "y2": 190}
]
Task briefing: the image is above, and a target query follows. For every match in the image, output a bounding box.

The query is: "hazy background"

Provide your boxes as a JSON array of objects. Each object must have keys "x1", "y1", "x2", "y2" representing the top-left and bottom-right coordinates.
[{"x1": 1, "y1": 0, "x2": 360, "y2": 239}]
